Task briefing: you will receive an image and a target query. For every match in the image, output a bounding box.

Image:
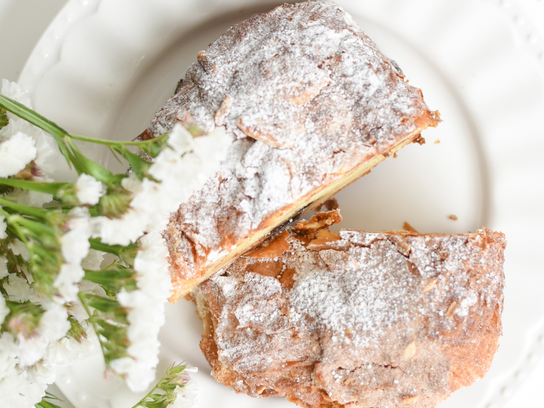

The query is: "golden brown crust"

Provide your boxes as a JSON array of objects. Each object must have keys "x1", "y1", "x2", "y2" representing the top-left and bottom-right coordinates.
[
  {"x1": 192, "y1": 212, "x2": 505, "y2": 408},
  {"x1": 139, "y1": 2, "x2": 440, "y2": 302}
]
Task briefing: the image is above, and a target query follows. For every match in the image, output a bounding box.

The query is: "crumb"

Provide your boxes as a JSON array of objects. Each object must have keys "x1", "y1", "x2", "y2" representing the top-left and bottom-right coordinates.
[
  {"x1": 393, "y1": 152, "x2": 398, "y2": 158},
  {"x1": 413, "y1": 135, "x2": 426, "y2": 145},
  {"x1": 448, "y1": 215, "x2": 458, "y2": 221},
  {"x1": 402, "y1": 222, "x2": 419, "y2": 233},
  {"x1": 434, "y1": 140, "x2": 440, "y2": 144}
]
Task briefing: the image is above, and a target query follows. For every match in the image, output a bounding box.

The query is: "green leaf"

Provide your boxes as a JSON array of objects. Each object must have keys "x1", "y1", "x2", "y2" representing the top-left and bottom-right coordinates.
[
  {"x1": 84, "y1": 268, "x2": 137, "y2": 297},
  {"x1": 65, "y1": 139, "x2": 123, "y2": 186},
  {"x1": 132, "y1": 364, "x2": 192, "y2": 408},
  {"x1": 0, "y1": 197, "x2": 51, "y2": 220},
  {"x1": 0, "y1": 178, "x2": 71, "y2": 196},
  {"x1": 0, "y1": 107, "x2": 8, "y2": 130},
  {"x1": 77, "y1": 292, "x2": 131, "y2": 366},
  {"x1": 116, "y1": 147, "x2": 152, "y2": 180},
  {"x1": 3, "y1": 300, "x2": 44, "y2": 337},
  {"x1": 67, "y1": 314, "x2": 88, "y2": 343},
  {"x1": 35, "y1": 392, "x2": 63, "y2": 408},
  {"x1": 80, "y1": 293, "x2": 128, "y2": 324},
  {"x1": 97, "y1": 191, "x2": 132, "y2": 219},
  {"x1": 89, "y1": 238, "x2": 138, "y2": 256},
  {"x1": 89, "y1": 239, "x2": 138, "y2": 266}
]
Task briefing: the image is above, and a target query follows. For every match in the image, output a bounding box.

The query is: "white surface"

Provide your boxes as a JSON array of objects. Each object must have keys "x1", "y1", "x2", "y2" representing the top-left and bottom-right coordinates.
[
  {"x1": 1, "y1": 0, "x2": 544, "y2": 407},
  {"x1": 0, "y1": 0, "x2": 68, "y2": 81}
]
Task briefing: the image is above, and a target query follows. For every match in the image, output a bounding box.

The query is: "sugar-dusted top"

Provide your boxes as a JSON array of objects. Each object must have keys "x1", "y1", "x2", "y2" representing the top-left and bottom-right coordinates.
[
  {"x1": 140, "y1": 2, "x2": 439, "y2": 298},
  {"x1": 196, "y1": 216, "x2": 505, "y2": 407}
]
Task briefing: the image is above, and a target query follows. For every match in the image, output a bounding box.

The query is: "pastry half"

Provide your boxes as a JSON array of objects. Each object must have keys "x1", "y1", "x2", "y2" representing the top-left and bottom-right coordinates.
[
  {"x1": 193, "y1": 211, "x2": 505, "y2": 408},
  {"x1": 138, "y1": 2, "x2": 440, "y2": 301}
]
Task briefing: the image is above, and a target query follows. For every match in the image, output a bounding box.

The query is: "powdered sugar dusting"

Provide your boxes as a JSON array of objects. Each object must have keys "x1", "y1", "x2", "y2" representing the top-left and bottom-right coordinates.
[
  {"x1": 195, "y1": 226, "x2": 505, "y2": 407},
  {"x1": 288, "y1": 241, "x2": 420, "y2": 348},
  {"x1": 142, "y1": 2, "x2": 439, "y2": 289},
  {"x1": 287, "y1": 230, "x2": 505, "y2": 348}
]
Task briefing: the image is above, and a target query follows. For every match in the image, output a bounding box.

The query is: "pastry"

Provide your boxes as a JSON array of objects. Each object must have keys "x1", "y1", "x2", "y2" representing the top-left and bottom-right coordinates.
[
  {"x1": 193, "y1": 211, "x2": 506, "y2": 408},
  {"x1": 138, "y1": 1, "x2": 440, "y2": 301}
]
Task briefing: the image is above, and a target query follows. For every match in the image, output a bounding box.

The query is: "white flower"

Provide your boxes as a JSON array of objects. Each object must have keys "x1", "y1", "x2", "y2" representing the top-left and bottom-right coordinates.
[
  {"x1": 0, "y1": 256, "x2": 8, "y2": 279},
  {"x1": 0, "y1": 119, "x2": 61, "y2": 177},
  {"x1": 0, "y1": 212, "x2": 6, "y2": 239},
  {"x1": 60, "y1": 207, "x2": 91, "y2": 265},
  {"x1": 169, "y1": 380, "x2": 199, "y2": 408},
  {"x1": 0, "y1": 295, "x2": 9, "y2": 326},
  {"x1": 26, "y1": 359, "x2": 56, "y2": 386},
  {"x1": 0, "y1": 363, "x2": 46, "y2": 408},
  {"x1": 75, "y1": 173, "x2": 106, "y2": 205},
  {"x1": 41, "y1": 303, "x2": 72, "y2": 342},
  {"x1": 91, "y1": 209, "x2": 147, "y2": 246},
  {"x1": 1, "y1": 80, "x2": 64, "y2": 177},
  {"x1": 111, "y1": 232, "x2": 172, "y2": 391},
  {"x1": 81, "y1": 249, "x2": 105, "y2": 271},
  {"x1": 92, "y1": 126, "x2": 230, "y2": 245},
  {"x1": 1, "y1": 79, "x2": 31, "y2": 108},
  {"x1": 28, "y1": 127, "x2": 59, "y2": 176},
  {"x1": 149, "y1": 145, "x2": 187, "y2": 183},
  {"x1": 10, "y1": 239, "x2": 29, "y2": 261},
  {"x1": 54, "y1": 263, "x2": 85, "y2": 302},
  {"x1": 193, "y1": 127, "x2": 232, "y2": 172},
  {"x1": 121, "y1": 172, "x2": 143, "y2": 195},
  {"x1": 134, "y1": 232, "x2": 171, "y2": 299},
  {"x1": 45, "y1": 322, "x2": 96, "y2": 367},
  {"x1": 167, "y1": 124, "x2": 194, "y2": 155},
  {"x1": 0, "y1": 336, "x2": 18, "y2": 378},
  {"x1": 129, "y1": 178, "x2": 180, "y2": 233},
  {"x1": 3, "y1": 274, "x2": 32, "y2": 302},
  {"x1": 0, "y1": 131, "x2": 37, "y2": 177},
  {"x1": 17, "y1": 303, "x2": 70, "y2": 368}
]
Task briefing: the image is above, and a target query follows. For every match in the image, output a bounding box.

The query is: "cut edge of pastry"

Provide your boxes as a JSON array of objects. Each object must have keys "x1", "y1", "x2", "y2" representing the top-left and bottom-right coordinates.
[{"x1": 169, "y1": 117, "x2": 436, "y2": 302}]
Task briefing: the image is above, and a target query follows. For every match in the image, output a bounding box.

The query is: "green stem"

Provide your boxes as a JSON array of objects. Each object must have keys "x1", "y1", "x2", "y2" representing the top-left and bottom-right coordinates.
[
  {"x1": 0, "y1": 178, "x2": 70, "y2": 195},
  {"x1": 0, "y1": 197, "x2": 49, "y2": 219},
  {"x1": 0, "y1": 94, "x2": 71, "y2": 162},
  {"x1": 133, "y1": 381, "x2": 163, "y2": 408},
  {"x1": 77, "y1": 292, "x2": 111, "y2": 366},
  {"x1": 90, "y1": 238, "x2": 138, "y2": 256},
  {"x1": 0, "y1": 208, "x2": 28, "y2": 243},
  {"x1": 69, "y1": 133, "x2": 168, "y2": 147}
]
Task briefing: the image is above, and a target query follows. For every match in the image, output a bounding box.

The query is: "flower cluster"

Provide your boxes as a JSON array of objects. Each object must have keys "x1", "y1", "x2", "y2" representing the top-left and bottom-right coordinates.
[{"x1": 0, "y1": 80, "x2": 230, "y2": 407}]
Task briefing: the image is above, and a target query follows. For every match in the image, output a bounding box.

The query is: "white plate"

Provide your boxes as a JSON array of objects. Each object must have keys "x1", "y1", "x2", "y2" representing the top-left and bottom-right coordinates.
[{"x1": 19, "y1": 0, "x2": 544, "y2": 407}]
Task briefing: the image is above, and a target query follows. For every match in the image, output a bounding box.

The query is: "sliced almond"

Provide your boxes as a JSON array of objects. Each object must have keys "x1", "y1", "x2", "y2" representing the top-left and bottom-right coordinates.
[
  {"x1": 402, "y1": 395, "x2": 419, "y2": 405},
  {"x1": 423, "y1": 277, "x2": 438, "y2": 293},
  {"x1": 446, "y1": 301, "x2": 458, "y2": 319},
  {"x1": 403, "y1": 341, "x2": 417, "y2": 361},
  {"x1": 214, "y1": 95, "x2": 233, "y2": 126}
]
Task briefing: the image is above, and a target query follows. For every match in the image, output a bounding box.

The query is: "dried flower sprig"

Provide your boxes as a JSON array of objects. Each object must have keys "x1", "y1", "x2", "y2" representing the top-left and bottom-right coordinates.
[
  {"x1": 0, "y1": 79, "x2": 230, "y2": 407},
  {"x1": 134, "y1": 364, "x2": 198, "y2": 408}
]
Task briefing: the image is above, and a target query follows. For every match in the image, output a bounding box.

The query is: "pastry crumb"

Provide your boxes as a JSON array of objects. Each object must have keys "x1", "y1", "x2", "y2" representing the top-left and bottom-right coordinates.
[
  {"x1": 403, "y1": 222, "x2": 419, "y2": 233},
  {"x1": 413, "y1": 135, "x2": 426, "y2": 145}
]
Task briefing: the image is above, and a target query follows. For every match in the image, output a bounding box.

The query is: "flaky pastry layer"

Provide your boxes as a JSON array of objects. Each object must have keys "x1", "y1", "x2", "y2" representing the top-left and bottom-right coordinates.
[
  {"x1": 193, "y1": 211, "x2": 505, "y2": 408},
  {"x1": 138, "y1": 2, "x2": 440, "y2": 301}
]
